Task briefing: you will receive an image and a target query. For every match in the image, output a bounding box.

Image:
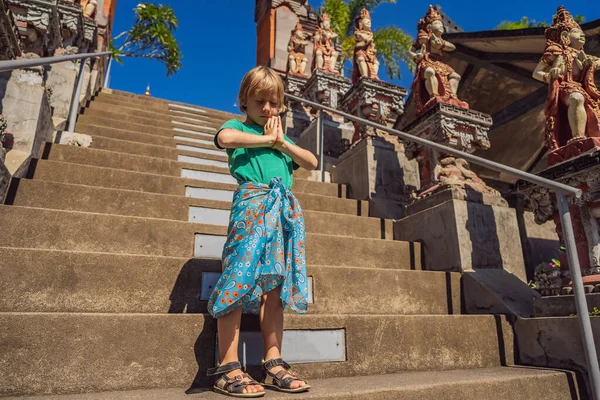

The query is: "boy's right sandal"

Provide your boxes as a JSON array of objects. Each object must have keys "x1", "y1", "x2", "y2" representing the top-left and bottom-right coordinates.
[
  {"x1": 261, "y1": 358, "x2": 311, "y2": 393},
  {"x1": 206, "y1": 361, "x2": 265, "y2": 398}
]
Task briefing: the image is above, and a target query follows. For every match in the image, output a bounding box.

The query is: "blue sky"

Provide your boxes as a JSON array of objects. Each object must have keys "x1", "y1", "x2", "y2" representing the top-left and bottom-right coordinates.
[{"x1": 108, "y1": 0, "x2": 599, "y2": 114}]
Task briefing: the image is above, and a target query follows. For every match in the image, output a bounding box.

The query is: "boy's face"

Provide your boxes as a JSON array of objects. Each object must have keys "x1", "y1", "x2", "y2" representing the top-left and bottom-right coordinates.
[{"x1": 245, "y1": 92, "x2": 280, "y2": 126}]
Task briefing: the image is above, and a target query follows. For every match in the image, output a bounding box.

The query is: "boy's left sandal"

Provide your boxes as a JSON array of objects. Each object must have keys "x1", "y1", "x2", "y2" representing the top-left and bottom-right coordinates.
[
  {"x1": 261, "y1": 358, "x2": 311, "y2": 393},
  {"x1": 207, "y1": 361, "x2": 265, "y2": 398}
]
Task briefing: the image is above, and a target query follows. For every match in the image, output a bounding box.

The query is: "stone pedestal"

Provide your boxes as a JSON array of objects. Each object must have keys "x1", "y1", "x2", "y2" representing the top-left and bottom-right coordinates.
[
  {"x1": 46, "y1": 60, "x2": 78, "y2": 120},
  {"x1": 0, "y1": 63, "x2": 53, "y2": 177},
  {"x1": 404, "y1": 102, "x2": 496, "y2": 199},
  {"x1": 284, "y1": 74, "x2": 311, "y2": 140},
  {"x1": 521, "y1": 144, "x2": 600, "y2": 287},
  {"x1": 301, "y1": 69, "x2": 351, "y2": 110},
  {"x1": 331, "y1": 136, "x2": 420, "y2": 219},
  {"x1": 296, "y1": 112, "x2": 354, "y2": 160},
  {"x1": 340, "y1": 77, "x2": 407, "y2": 143},
  {"x1": 395, "y1": 188, "x2": 527, "y2": 282}
]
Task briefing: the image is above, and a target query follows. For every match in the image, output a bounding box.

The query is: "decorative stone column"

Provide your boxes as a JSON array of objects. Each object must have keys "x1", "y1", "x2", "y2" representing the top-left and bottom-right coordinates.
[
  {"x1": 403, "y1": 103, "x2": 496, "y2": 199},
  {"x1": 340, "y1": 77, "x2": 407, "y2": 143},
  {"x1": 332, "y1": 77, "x2": 417, "y2": 219},
  {"x1": 394, "y1": 103, "x2": 527, "y2": 282},
  {"x1": 521, "y1": 141, "x2": 600, "y2": 291},
  {"x1": 283, "y1": 74, "x2": 311, "y2": 141},
  {"x1": 521, "y1": 6, "x2": 600, "y2": 293},
  {"x1": 296, "y1": 69, "x2": 353, "y2": 159}
]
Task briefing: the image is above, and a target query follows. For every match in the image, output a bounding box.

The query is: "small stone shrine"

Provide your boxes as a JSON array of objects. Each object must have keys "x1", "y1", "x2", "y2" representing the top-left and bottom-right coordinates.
[{"x1": 521, "y1": 6, "x2": 600, "y2": 292}]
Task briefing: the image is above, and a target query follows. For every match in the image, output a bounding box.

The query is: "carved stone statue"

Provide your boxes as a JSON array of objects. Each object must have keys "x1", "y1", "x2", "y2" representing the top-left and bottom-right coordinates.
[
  {"x1": 533, "y1": 6, "x2": 600, "y2": 150},
  {"x1": 410, "y1": 5, "x2": 468, "y2": 116},
  {"x1": 313, "y1": 13, "x2": 339, "y2": 74},
  {"x1": 352, "y1": 7, "x2": 379, "y2": 84},
  {"x1": 287, "y1": 22, "x2": 310, "y2": 77}
]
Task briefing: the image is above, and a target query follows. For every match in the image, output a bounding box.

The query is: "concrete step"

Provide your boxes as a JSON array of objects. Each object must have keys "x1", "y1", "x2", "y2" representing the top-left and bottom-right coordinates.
[
  {"x1": 92, "y1": 94, "x2": 239, "y2": 122},
  {"x1": 87, "y1": 134, "x2": 218, "y2": 161},
  {"x1": 43, "y1": 143, "x2": 230, "y2": 177},
  {"x1": 0, "y1": 312, "x2": 514, "y2": 396},
  {"x1": 99, "y1": 90, "x2": 242, "y2": 120},
  {"x1": 533, "y1": 293, "x2": 600, "y2": 317},
  {"x1": 0, "y1": 248, "x2": 454, "y2": 314},
  {"x1": 43, "y1": 143, "x2": 184, "y2": 176},
  {"x1": 10, "y1": 180, "x2": 383, "y2": 239},
  {"x1": 7, "y1": 367, "x2": 577, "y2": 400},
  {"x1": 87, "y1": 96, "x2": 236, "y2": 124},
  {"x1": 80, "y1": 107, "x2": 175, "y2": 129},
  {"x1": 0, "y1": 206, "x2": 417, "y2": 267},
  {"x1": 29, "y1": 160, "x2": 348, "y2": 198},
  {"x1": 81, "y1": 107, "x2": 224, "y2": 130},
  {"x1": 84, "y1": 100, "x2": 175, "y2": 121},
  {"x1": 75, "y1": 123, "x2": 215, "y2": 148},
  {"x1": 77, "y1": 114, "x2": 219, "y2": 138}
]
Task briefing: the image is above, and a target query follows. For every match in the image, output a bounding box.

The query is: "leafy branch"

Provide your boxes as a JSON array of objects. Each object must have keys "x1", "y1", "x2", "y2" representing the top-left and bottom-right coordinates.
[{"x1": 110, "y1": 3, "x2": 182, "y2": 76}]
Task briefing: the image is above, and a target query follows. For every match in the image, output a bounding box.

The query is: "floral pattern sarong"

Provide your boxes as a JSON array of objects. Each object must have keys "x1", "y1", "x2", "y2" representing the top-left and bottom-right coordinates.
[{"x1": 208, "y1": 177, "x2": 309, "y2": 318}]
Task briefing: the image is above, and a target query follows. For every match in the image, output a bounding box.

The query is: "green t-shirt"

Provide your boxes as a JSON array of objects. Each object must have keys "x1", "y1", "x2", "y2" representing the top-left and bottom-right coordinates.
[{"x1": 214, "y1": 119, "x2": 299, "y2": 189}]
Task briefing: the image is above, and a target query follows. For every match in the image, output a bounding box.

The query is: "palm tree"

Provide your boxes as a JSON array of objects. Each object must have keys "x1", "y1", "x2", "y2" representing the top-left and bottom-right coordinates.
[{"x1": 319, "y1": 0, "x2": 414, "y2": 79}]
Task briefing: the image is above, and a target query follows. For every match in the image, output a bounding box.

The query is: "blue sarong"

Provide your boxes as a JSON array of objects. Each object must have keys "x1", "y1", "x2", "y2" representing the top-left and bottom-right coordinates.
[{"x1": 208, "y1": 177, "x2": 309, "y2": 318}]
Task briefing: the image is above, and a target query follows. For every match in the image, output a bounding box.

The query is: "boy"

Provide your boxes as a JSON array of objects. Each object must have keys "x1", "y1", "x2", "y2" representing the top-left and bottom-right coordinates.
[{"x1": 206, "y1": 66, "x2": 317, "y2": 397}]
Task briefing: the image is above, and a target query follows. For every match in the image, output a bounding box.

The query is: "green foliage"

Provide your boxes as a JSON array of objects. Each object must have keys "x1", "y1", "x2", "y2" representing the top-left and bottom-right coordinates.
[
  {"x1": 496, "y1": 16, "x2": 547, "y2": 30},
  {"x1": 319, "y1": 0, "x2": 413, "y2": 79},
  {"x1": 496, "y1": 14, "x2": 585, "y2": 30},
  {"x1": 571, "y1": 307, "x2": 600, "y2": 317},
  {"x1": 110, "y1": 2, "x2": 182, "y2": 76}
]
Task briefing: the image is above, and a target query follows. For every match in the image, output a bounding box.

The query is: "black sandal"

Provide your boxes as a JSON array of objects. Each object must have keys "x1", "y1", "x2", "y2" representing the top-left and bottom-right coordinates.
[
  {"x1": 261, "y1": 358, "x2": 311, "y2": 393},
  {"x1": 207, "y1": 361, "x2": 265, "y2": 398}
]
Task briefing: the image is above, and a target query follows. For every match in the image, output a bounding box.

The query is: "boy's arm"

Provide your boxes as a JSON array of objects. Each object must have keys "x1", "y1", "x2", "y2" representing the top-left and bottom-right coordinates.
[
  {"x1": 274, "y1": 140, "x2": 318, "y2": 171},
  {"x1": 217, "y1": 128, "x2": 275, "y2": 149}
]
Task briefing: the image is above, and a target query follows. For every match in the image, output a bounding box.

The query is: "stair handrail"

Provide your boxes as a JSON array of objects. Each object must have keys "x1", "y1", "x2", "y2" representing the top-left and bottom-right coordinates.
[
  {"x1": 0, "y1": 51, "x2": 112, "y2": 133},
  {"x1": 285, "y1": 91, "x2": 600, "y2": 400}
]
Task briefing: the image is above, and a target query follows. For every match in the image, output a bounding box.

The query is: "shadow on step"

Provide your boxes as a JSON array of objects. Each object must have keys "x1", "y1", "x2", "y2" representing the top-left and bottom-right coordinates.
[{"x1": 169, "y1": 258, "x2": 222, "y2": 314}]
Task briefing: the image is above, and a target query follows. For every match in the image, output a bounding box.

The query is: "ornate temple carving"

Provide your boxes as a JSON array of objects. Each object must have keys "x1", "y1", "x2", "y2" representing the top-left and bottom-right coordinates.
[
  {"x1": 410, "y1": 5, "x2": 468, "y2": 117},
  {"x1": 533, "y1": 6, "x2": 600, "y2": 152},
  {"x1": 57, "y1": 0, "x2": 84, "y2": 51},
  {"x1": 287, "y1": 22, "x2": 310, "y2": 77},
  {"x1": 352, "y1": 7, "x2": 379, "y2": 84},
  {"x1": 0, "y1": 0, "x2": 22, "y2": 60},
  {"x1": 6, "y1": 0, "x2": 62, "y2": 56},
  {"x1": 312, "y1": 13, "x2": 339, "y2": 74},
  {"x1": 341, "y1": 77, "x2": 407, "y2": 142},
  {"x1": 81, "y1": 17, "x2": 97, "y2": 52}
]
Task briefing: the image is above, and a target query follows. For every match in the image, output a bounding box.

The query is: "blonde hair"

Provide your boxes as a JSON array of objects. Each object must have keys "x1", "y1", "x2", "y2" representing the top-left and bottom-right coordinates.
[{"x1": 238, "y1": 66, "x2": 286, "y2": 114}]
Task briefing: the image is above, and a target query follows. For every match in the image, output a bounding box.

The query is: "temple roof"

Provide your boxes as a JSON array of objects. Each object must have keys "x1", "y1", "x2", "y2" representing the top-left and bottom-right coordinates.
[{"x1": 396, "y1": 18, "x2": 600, "y2": 184}]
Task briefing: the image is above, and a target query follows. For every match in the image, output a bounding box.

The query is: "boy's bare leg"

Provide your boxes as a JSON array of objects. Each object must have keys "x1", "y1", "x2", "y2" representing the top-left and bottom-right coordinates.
[
  {"x1": 218, "y1": 307, "x2": 264, "y2": 393},
  {"x1": 260, "y1": 286, "x2": 306, "y2": 389}
]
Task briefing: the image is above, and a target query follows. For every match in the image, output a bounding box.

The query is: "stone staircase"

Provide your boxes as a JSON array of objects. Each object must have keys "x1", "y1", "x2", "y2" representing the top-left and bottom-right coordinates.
[{"x1": 0, "y1": 90, "x2": 578, "y2": 399}]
